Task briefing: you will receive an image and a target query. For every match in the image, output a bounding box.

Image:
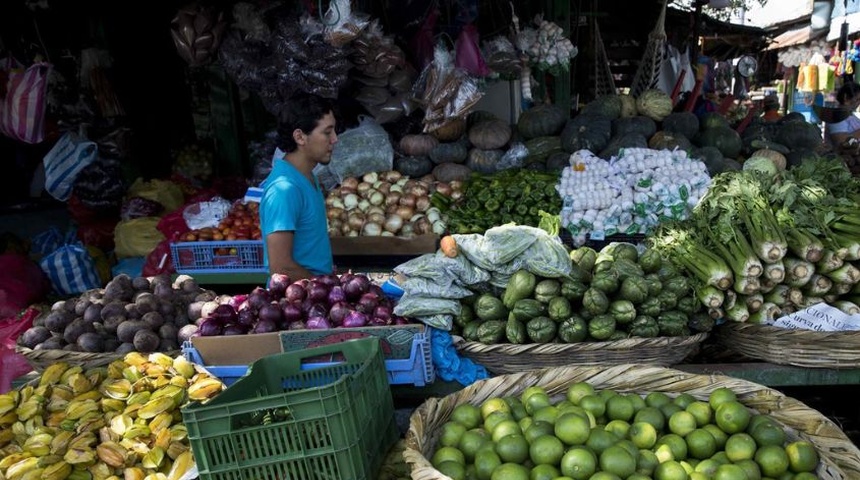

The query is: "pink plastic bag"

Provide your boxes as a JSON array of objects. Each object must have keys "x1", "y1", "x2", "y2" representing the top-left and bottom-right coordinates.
[
  {"x1": 410, "y1": 9, "x2": 439, "y2": 71},
  {"x1": 0, "y1": 307, "x2": 39, "y2": 393},
  {"x1": 0, "y1": 58, "x2": 51, "y2": 144},
  {"x1": 455, "y1": 24, "x2": 490, "y2": 77}
]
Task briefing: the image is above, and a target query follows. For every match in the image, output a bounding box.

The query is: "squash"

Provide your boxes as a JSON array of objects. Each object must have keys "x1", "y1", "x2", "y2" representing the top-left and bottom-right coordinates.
[
  {"x1": 648, "y1": 131, "x2": 693, "y2": 152},
  {"x1": 466, "y1": 149, "x2": 504, "y2": 174},
  {"x1": 394, "y1": 155, "x2": 434, "y2": 177},
  {"x1": 696, "y1": 126, "x2": 742, "y2": 159},
  {"x1": 635, "y1": 89, "x2": 673, "y2": 121},
  {"x1": 429, "y1": 118, "x2": 467, "y2": 141},
  {"x1": 599, "y1": 133, "x2": 647, "y2": 160},
  {"x1": 429, "y1": 141, "x2": 468, "y2": 164},
  {"x1": 785, "y1": 148, "x2": 819, "y2": 168},
  {"x1": 432, "y1": 163, "x2": 472, "y2": 183},
  {"x1": 775, "y1": 122, "x2": 823, "y2": 151},
  {"x1": 517, "y1": 104, "x2": 568, "y2": 139},
  {"x1": 580, "y1": 95, "x2": 623, "y2": 120},
  {"x1": 399, "y1": 134, "x2": 438, "y2": 156},
  {"x1": 661, "y1": 112, "x2": 699, "y2": 139},
  {"x1": 468, "y1": 119, "x2": 512, "y2": 150},
  {"x1": 619, "y1": 94, "x2": 637, "y2": 118},
  {"x1": 524, "y1": 136, "x2": 563, "y2": 165},
  {"x1": 560, "y1": 114, "x2": 612, "y2": 154},
  {"x1": 751, "y1": 148, "x2": 787, "y2": 171},
  {"x1": 700, "y1": 112, "x2": 730, "y2": 131},
  {"x1": 691, "y1": 146, "x2": 725, "y2": 176},
  {"x1": 612, "y1": 116, "x2": 657, "y2": 138}
]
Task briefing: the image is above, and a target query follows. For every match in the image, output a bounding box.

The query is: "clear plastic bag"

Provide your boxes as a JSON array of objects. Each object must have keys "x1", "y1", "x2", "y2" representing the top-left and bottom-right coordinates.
[
  {"x1": 393, "y1": 292, "x2": 461, "y2": 318},
  {"x1": 401, "y1": 276, "x2": 473, "y2": 299},
  {"x1": 322, "y1": 0, "x2": 370, "y2": 47},
  {"x1": 328, "y1": 116, "x2": 393, "y2": 183},
  {"x1": 416, "y1": 313, "x2": 453, "y2": 331},
  {"x1": 453, "y1": 226, "x2": 538, "y2": 271},
  {"x1": 496, "y1": 142, "x2": 528, "y2": 171},
  {"x1": 484, "y1": 36, "x2": 521, "y2": 78}
]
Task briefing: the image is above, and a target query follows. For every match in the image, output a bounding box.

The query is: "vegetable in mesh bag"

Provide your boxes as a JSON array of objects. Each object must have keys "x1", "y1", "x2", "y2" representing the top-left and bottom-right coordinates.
[
  {"x1": 520, "y1": 233, "x2": 573, "y2": 278},
  {"x1": 415, "y1": 313, "x2": 453, "y2": 331},
  {"x1": 72, "y1": 158, "x2": 124, "y2": 211},
  {"x1": 120, "y1": 197, "x2": 164, "y2": 221},
  {"x1": 328, "y1": 116, "x2": 393, "y2": 183},
  {"x1": 453, "y1": 225, "x2": 539, "y2": 271},
  {"x1": 393, "y1": 291, "x2": 462, "y2": 318},
  {"x1": 401, "y1": 276, "x2": 473, "y2": 299},
  {"x1": 395, "y1": 252, "x2": 490, "y2": 287}
]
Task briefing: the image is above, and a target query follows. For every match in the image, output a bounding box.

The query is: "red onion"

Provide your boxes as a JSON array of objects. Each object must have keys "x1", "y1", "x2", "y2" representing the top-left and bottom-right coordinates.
[
  {"x1": 328, "y1": 301, "x2": 351, "y2": 327},
  {"x1": 253, "y1": 318, "x2": 277, "y2": 334},
  {"x1": 307, "y1": 281, "x2": 330, "y2": 304},
  {"x1": 281, "y1": 302, "x2": 303, "y2": 324},
  {"x1": 306, "y1": 317, "x2": 331, "y2": 329},
  {"x1": 314, "y1": 274, "x2": 340, "y2": 287},
  {"x1": 198, "y1": 318, "x2": 222, "y2": 336},
  {"x1": 268, "y1": 274, "x2": 291, "y2": 299},
  {"x1": 357, "y1": 292, "x2": 379, "y2": 314},
  {"x1": 237, "y1": 309, "x2": 256, "y2": 327},
  {"x1": 248, "y1": 287, "x2": 271, "y2": 311},
  {"x1": 223, "y1": 324, "x2": 247, "y2": 336},
  {"x1": 288, "y1": 321, "x2": 306, "y2": 330},
  {"x1": 258, "y1": 303, "x2": 284, "y2": 326},
  {"x1": 227, "y1": 294, "x2": 248, "y2": 311},
  {"x1": 373, "y1": 305, "x2": 392, "y2": 323},
  {"x1": 328, "y1": 286, "x2": 346, "y2": 305},
  {"x1": 307, "y1": 303, "x2": 329, "y2": 320},
  {"x1": 342, "y1": 275, "x2": 370, "y2": 302},
  {"x1": 209, "y1": 305, "x2": 238, "y2": 325},
  {"x1": 285, "y1": 283, "x2": 306, "y2": 303},
  {"x1": 342, "y1": 310, "x2": 368, "y2": 328}
]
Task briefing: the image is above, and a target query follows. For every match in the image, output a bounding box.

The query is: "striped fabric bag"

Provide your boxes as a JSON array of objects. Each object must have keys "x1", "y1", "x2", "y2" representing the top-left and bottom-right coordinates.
[
  {"x1": 43, "y1": 131, "x2": 98, "y2": 201},
  {"x1": 0, "y1": 58, "x2": 51, "y2": 144},
  {"x1": 39, "y1": 240, "x2": 101, "y2": 295}
]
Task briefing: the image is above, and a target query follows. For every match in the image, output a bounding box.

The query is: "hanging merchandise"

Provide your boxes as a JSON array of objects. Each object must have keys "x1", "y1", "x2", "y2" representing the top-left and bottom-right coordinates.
[
  {"x1": 321, "y1": 0, "x2": 370, "y2": 47},
  {"x1": 514, "y1": 13, "x2": 578, "y2": 76},
  {"x1": 169, "y1": 4, "x2": 227, "y2": 67},
  {"x1": 418, "y1": 43, "x2": 483, "y2": 134},
  {"x1": 0, "y1": 57, "x2": 51, "y2": 144},
  {"x1": 455, "y1": 24, "x2": 491, "y2": 77}
]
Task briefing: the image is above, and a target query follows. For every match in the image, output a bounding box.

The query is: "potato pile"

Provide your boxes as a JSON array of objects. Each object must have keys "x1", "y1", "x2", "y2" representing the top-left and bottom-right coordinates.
[{"x1": 19, "y1": 274, "x2": 216, "y2": 354}]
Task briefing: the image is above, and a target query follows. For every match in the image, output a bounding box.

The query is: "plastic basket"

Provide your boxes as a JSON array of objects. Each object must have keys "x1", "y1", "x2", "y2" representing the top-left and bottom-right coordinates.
[
  {"x1": 170, "y1": 240, "x2": 266, "y2": 274},
  {"x1": 181, "y1": 337, "x2": 398, "y2": 480},
  {"x1": 182, "y1": 331, "x2": 435, "y2": 386}
]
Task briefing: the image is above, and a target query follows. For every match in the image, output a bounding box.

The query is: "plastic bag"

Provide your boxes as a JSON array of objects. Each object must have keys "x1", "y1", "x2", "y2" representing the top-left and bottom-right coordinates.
[
  {"x1": 72, "y1": 158, "x2": 125, "y2": 212},
  {"x1": 322, "y1": 0, "x2": 370, "y2": 47},
  {"x1": 416, "y1": 314, "x2": 453, "y2": 331},
  {"x1": 0, "y1": 58, "x2": 51, "y2": 144},
  {"x1": 157, "y1": 208, "x2": 190, "y2": 241},
  {"x1": 455, "y1": 24, "x2": 490, "y2": 77},
  {"x1": 328, "y1": 116, "x2": 393, "y2": 183},
  {"x1": 393, "y1": 291, "x2": 461, "y2": 318},
  {"x1": 520, "y1": 233, "x2": 573, "y2": 278},
  {"x1": 40, "y1": 243, "x2": 102, "y2": 295},
  {"x1": 431, "y1": 328, "x2": 489, "y2": 386},
  {"x1": 127, "y1": 178, "x2": 185, "y2": 212},
  {"x1": 114, "y1": 217, "x2": 166, "y2": 259},
  {"x1": 120, "y1": 196, "x2": 164, "y2": 221},
  {"x1": 142, "y1": 239, "x2": 175, "y2": 277},
  {"x1": 409, "y1": 8, "x2": 438, "y2": 70},
  {"x1": 182, "y1": 197, "x2": 232, "y2": 230},
  {"x1": 1, "y1": 308, "x2": 40, "y2": 393},
  {"x1": 43, "y1": 132, "x2": 98, "y2": 201},
  {"x1": 453, "y1": 226, "x2": 538, "y2": 271},
  {"x1": 497, "y1": 143, "x2": 528, "y2": 171},
  {"x1": 483, "y1": 36, "x2": 521, "y2": 78},
  {"x1": 76, "y1": 218, "x2": 119, "y2": 251},
  {"x1": 401, "y1": 277, "x2": 473, "y2": 299},
  {"x1": 0, "y1": 255, "x2": 49, "y2": 318}
]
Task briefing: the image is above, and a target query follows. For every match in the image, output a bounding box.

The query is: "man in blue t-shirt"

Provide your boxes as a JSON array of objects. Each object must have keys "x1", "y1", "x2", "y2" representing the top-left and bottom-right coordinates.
[{"x1": 260, "y1": 95, "x2": 337, "y2": 280}]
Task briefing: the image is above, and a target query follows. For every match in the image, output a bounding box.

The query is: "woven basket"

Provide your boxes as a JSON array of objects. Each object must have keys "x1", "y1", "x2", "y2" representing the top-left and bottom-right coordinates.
[
  {"x1": 454, "y1": 332, "x2": 708, "y2": 374},
  {"x1": 404, "y1": 364, "x2": 860, "y2": 480},
  {"x1": 715, "y1": 322, "x2": 860, "y2": 369},
  {"x1": 15, "y1": 347, "x2": 180, "y2": 371}
]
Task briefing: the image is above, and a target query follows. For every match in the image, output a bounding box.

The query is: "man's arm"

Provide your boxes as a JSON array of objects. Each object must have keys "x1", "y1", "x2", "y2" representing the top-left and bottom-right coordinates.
[{"x1": 266, "y1": 230, "x2": 314, "y2": 280}]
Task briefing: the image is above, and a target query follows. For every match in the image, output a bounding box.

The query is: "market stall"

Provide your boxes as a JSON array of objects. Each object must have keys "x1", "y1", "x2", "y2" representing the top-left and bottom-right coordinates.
[{"x1": 3, "y1": 1, "x2": 860, "y2": 480}]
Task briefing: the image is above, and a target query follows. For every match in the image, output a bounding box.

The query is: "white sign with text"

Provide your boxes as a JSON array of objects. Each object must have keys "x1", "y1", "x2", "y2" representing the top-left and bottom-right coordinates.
[{"x1": 771, "y1": 303, "x2": 860, "y2": 332}]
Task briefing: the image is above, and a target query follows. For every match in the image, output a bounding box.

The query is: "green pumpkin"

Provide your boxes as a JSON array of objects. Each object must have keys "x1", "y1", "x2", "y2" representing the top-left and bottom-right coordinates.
[
  {"x1": 523, "y1": 136, "x2": 563, "y2": 165},
  {"x1": 468, "y1": 118, "x2": 512, "y2": 150},
  {"x1": 580, "y1": 95, "x2": 623, "y2": 120},
  {"x1": 612, "y1": 116, "x2": 657, "y2": 138},
  {"x1": 599, "y1": 133, "x2": 648, "y2": 160},
  {"x1": 546, "y1": 151, "x2": 570, "y2": 171},
  {"x1": 661, "y1": 112, "x2": 699, "y2": 139},
  {"x1": 648, "y1": 131, "x2": 693, "y2": 152},
  {"x1": 699, "y1": 112, "x2": 730, "y2": 131},
  {"x1": 775, "y1": 122, "x2": 823, "y2": 151},
  {"x1": 394, "y1": 155, "x2": 433, "y2": 177},
  {"x1": 517, "y1": 104, "x2": 568, "y2": 140},
  {"x1": 429, "y1": 141, "x2": 468, "y2": 164},
  {"x1": 560, "y1": 114, "x2": 612, "y2": 154},
  {"x1": 696, "y1": 126, "x2": 742, "y2": 159},
  {"x1": 466, "y1": 148, "x2": 504, "y2": 174}
]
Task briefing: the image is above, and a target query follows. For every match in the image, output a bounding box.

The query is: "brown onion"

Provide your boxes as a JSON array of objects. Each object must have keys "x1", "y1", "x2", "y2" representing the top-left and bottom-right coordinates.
[
  {"x1": 415, "y1": 196, "x2": 431, "y2": 212},
  {"x1": 357, "y1": 182, "x2": 372, "y2": 195},
  {"x1": 415, "y1": 217, "x2": 432, "y2": 235},
  {"x1": 449, "y1": 180, "x2": 464, "y2": 191},
  {"x1": 327, "y1": 207, "x2": 345, "y2": 221},
  {"x1": 366, "y1": 205, "x2": 386, "y2": 217},
  {"x1": 347, "y1": 213, "x2": 366, "y2": 231},
  {"x1": 376, "y1": 182, "x2": 391, "y2": 195},
  {"x1": 339, "y1": 186, "x2": 357, "y2": 196},
  {"x1": 362, "y1": 172, "x2": 379, "y2": 183},
  {"x1": 385, "y1": 204, "x2": 399, "y2": 215},
  {"x1": 362, "y1": 222, "x2": 382, "y2": 236},
  {"x1": 367, "y1": 212, "x2": 386, "y2": 225},
  {"x1": 450, "y1": 190, "x2": 464, "y2": 201},
  {"x1": 434, "y1": 182, "x2": 453, "y2": 196},
  {"x1": 383, "y1": 215, "x2": 403, "y2": 233},
  {"x1": 385, "y1": 192, "x2": 402, "y2": 207},
  {"x1": 382, "y1": 170, "x2": 402, "y2": 183},
  {"x1": 399, "y1": 193, "x2": 417, "y2": 208},
  {"x1": 341, "y1": 177, "x2": 359, "y2": 190},
  {"x1": 395, "y1": 205, "x2": 415, "y2": 219}
]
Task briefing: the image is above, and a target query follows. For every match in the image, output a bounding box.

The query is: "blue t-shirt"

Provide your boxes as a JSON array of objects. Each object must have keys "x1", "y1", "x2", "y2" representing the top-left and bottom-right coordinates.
[{"x1": 260, "y1": 154, "x2": 332, "y2": 276}]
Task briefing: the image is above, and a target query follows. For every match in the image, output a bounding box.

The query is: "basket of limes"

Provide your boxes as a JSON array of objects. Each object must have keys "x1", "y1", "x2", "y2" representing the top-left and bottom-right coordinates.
[{"x1": 404, "y1": 364, "x2": 860, "y2": 480}]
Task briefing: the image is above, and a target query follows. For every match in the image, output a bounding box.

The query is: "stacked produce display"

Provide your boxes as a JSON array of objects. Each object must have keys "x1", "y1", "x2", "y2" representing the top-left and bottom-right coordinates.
[{"x1": 0, "y1": 353, "x2": 224, "y2": 480}]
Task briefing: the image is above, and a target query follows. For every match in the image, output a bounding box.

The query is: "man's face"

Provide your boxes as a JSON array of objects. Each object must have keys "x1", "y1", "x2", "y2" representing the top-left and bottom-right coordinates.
[{"x1": 300, "y1": 111, "x2": 338, "y2": 165}]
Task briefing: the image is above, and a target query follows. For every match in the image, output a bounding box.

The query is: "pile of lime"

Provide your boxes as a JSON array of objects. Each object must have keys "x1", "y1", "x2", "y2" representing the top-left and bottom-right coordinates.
[{"x1": 429, "y1": 383, "x2": 821, "y2": 480}]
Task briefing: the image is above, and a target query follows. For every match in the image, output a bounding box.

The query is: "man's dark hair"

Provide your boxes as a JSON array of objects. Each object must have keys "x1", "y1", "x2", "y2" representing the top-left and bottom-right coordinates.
[
  {"x1": 837, "y1": 82, "x2": 860, "y2": 105},
  {"x1": 276, "y1": 94, "x2": 337, "y2": 153}
]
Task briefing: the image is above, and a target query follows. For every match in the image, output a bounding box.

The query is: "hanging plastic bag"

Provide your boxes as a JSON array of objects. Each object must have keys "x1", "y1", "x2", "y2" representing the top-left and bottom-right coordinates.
[
  {"x1": 114, "y1": 217, "x2": 165, "y2": 259},
  {"x1": 39, "y1": 242, "x2": 102, "y2": 295},
  {"x1": 322, "y1": 0, "x2": 370, "y2": 47},
  {"x1": 0, "y1": 57, "x2": 51, "y2": 144},
  {"x1": 0, "y1": 307, "x2": 40, "y2": 393},
  {"x1": 142, "y1": 239, "x2": 175, "y2": 277},
  {"x1": 328, "y1": 116, "x2": 393, "y2": 183},
  {"x1": 455, "y1": 24, "x2": 490, "y2": 77},
  {"x1": 0, "y1": 254, "x2": 49, "y2": 318},
  {"x1": 127, "y1": 178, "x2": 185, "y2": 213},
  {"x1": 42, "y1": 132, "x2": 99, "y2": 201},
  {"x1": 410, "y1": 9, "x2": 439, "y2": 71}
]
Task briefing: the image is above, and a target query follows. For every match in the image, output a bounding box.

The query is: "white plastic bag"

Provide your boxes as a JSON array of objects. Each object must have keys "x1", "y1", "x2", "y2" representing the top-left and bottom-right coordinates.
[{"x1": 328, "y1": 116, "x2": 393, "y2": 183}]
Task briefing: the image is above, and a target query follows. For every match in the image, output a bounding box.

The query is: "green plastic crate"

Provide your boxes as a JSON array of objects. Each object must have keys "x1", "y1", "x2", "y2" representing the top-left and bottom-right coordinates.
[{"x1": 181, "y1": 337, "x2": 397, "y2": 480}]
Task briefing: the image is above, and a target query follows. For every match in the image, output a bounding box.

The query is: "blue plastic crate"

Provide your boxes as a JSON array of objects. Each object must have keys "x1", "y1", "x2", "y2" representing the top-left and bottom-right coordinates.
[
  {"x1": 170, "y1": 240, "x2": 267, "y2": 274},
  {"x1": 183, "y1": 331, "x2": 435, "y2": 387}
]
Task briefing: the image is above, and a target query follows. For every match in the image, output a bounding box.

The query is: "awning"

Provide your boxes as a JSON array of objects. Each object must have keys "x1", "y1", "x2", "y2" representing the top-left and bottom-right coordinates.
[
  {"x1": 767, "y1": 25, "x2": 827, "y2": 50},
  {"x1": 827, "y1": 12, "x2": 860, "y2": 41}
]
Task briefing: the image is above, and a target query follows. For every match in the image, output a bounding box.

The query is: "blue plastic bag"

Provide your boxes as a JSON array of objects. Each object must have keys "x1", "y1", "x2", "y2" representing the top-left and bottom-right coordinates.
[{"x1": 430, "y1": 328, "x2": 488, "y2": 386}]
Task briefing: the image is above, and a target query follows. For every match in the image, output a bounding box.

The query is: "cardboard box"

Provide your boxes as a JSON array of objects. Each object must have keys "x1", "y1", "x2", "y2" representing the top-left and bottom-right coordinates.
[
  {"x1": 330, "y1": 234, "x2": 438, "y2": 256},
  {"x1": 189, "y1": 324, "x2": 425, "y2": 366}
]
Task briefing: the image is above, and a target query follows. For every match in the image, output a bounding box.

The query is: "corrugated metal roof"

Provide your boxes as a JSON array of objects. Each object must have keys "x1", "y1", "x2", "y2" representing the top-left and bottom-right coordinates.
[{"x1": 767, "y1": 25, "x2": 827, "y2": 50}]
